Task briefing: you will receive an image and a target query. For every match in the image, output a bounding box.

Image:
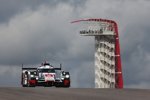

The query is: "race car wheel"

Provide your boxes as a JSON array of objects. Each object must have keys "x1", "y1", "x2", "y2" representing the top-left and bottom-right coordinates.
[
  {"x1": 27, "y1": 80, "x2": 36, "y2": 87},
  {"x1": 63, "y1": 79, "x2": 70, "y2": 88}
]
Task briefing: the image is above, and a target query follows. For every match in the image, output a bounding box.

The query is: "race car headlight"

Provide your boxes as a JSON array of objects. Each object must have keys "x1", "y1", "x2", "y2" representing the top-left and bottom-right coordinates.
[
  {"x1": 36, "y1": 77, "x2": 38, "y2": 80},
  {"x1": 30, "y1": 75, "x2": 34, "y2": 77},
  {"x1": 65, "y1": 75, "x2": 70, "y2": 78},
  {"x1": 61, "y1": 77, "x2": 64, "y2": 80}
]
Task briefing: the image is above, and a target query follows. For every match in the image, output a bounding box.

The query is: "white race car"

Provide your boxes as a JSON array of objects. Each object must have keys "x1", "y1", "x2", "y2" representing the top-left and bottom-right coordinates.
[{"x1": 21, "y1": 62, "x2": 70, "y2": 87}]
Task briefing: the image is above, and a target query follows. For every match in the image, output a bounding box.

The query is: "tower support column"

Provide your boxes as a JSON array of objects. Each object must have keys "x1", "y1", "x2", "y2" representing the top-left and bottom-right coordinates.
[{"x1": 95, "y1": 36, "x2": 115, "y2": 88}]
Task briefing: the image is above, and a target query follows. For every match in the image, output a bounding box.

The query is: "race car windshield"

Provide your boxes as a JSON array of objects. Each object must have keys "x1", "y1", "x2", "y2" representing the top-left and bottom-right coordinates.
[{"x1": 38, "y1": 69, "x2": 55, "y2": 73}]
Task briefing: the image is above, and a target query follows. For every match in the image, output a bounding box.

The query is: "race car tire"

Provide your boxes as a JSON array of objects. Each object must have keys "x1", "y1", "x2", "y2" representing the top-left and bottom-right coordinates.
[{"x1": 22, "y1": 85, "x2": 27, "y2": 87}]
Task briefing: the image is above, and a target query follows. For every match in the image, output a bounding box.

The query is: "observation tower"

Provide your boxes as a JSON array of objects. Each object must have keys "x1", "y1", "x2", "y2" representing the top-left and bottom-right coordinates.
[{"x1": 72, "y1": 18, "x2": 123, "y2": 88}]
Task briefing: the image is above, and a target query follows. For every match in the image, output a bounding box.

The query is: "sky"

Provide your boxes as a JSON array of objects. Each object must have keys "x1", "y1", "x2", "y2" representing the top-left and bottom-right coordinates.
[{"x1": 0, "y1": 0, "x2": 150, "y2": 88}]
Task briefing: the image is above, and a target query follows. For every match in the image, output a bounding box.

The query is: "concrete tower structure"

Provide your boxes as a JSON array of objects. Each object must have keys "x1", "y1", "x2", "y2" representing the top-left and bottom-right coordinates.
[{"x1": 72, "y1": 18, "x2": 123, "y2": 88}]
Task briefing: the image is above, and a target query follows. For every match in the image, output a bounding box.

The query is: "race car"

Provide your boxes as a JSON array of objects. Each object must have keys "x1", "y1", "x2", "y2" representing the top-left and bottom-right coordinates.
[{"x1": 21, "y1": 62, "x2": 70, "y2": 87}]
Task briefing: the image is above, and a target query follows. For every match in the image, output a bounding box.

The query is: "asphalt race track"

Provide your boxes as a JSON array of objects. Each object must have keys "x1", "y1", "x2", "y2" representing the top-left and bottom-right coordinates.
[{"x1": 0, "y1": 88, "x2": 150, "y2": 100}]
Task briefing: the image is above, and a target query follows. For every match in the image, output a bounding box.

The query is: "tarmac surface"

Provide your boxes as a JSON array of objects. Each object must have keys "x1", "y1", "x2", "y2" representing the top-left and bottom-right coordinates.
[{"x1": 0, "y1": 87, "x2": 150, "y2": 100}]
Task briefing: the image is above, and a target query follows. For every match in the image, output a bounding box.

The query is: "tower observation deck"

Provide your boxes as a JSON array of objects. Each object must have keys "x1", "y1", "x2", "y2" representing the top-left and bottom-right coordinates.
[{"x1": 72, "y1": 18, "x2": 123, "y2": 88}]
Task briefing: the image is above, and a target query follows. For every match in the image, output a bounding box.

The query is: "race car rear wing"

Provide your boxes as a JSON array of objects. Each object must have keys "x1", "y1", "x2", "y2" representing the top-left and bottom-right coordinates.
[
  {"x1": 22, "y1": 68, "x2": 37, "y2": 70},
  {"x1": 54, "y1": 68, "x2": 61, "y2": 70},
  {"x1": 22, "y1": 64, "x2": 37, "y2": 71},
  {"x1": 54, "y1": 64, "x2": 62, "y2": 70},
  {"x1": 21, "y1": 64, "x2": 62, "y2": 71}
]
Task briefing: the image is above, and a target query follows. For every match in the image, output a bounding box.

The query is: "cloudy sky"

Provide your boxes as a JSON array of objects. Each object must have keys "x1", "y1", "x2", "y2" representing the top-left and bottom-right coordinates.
[{"x1": 0, "y1": 0, "x2": 150, "y2": 88}]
